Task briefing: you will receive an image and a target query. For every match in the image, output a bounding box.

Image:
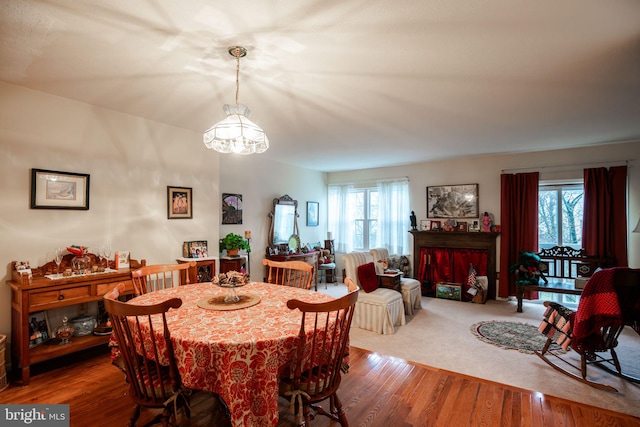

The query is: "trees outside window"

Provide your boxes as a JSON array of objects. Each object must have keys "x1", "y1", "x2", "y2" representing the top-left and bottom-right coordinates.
[{"x1": 538, "y1": 183, "x2": 583, "y2": 250}]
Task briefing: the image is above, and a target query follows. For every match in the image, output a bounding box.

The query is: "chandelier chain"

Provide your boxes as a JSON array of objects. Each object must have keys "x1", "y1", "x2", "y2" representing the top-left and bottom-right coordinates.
[{"x1": 235, "y1": 51, "x2": 240, "y2": 106}]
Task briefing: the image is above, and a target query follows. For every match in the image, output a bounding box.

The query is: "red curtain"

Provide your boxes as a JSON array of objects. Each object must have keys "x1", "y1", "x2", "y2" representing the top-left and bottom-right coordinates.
[
  {"x1": 499, "y1": 172, "x2": 539, "y2": 298},
  {"x1": 582, "y1": 166, "x2": 628, "y2": 267}
]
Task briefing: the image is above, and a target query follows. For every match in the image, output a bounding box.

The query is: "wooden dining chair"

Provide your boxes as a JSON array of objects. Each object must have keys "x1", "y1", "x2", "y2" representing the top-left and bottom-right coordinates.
[
  {"x1": 262, "y1": 259, "x2": 314, "y2": 290},
  {"x1": 105, "y1": 283, "x2": 232, "y2": 427},
  {"x1": 104, "y1": 283, "x2": 189, "y2": 427},
  {"x1": 131, "y1": 261, "x2": 196, "y2": 295},
  {"x1": 279, "y1": 288, "x2": 358, "y2": 426}
]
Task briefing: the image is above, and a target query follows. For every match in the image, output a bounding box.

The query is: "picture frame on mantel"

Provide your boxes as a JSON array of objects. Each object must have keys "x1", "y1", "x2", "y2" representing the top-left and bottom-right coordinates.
[
  {"x1": 30, "y1": 168, "x2": 90, "y2": 210},
  {"x1": 426, "y1": 183, "x2": 479, "y2": 219},
  {"x1": 167, "y1": 186, "x2": 192, "y2": 219}
]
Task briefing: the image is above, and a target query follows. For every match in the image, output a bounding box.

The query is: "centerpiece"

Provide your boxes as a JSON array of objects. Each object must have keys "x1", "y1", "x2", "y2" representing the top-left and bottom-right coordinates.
[{"x1": 212, "y1": 271, "x2": 251, "y2": 303}]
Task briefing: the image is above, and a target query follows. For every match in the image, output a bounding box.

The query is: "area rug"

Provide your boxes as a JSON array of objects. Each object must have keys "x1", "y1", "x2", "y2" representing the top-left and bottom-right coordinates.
[{"x1": 470, "y1": 320, "x2": 563, "y2": 354}]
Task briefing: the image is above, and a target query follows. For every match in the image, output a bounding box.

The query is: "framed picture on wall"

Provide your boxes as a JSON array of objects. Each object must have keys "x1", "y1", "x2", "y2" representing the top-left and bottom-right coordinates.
[
  {"x1": 30, "y1": 168, "x2": 90, "y2": 210},
  {"x1": 167, "y1": 186, "x2": 192, "y2": 219},
  {"x1": 222, "y1": 193, "x2": 243, "y2": 224},
  {"x1": 307, "y1": 201, "x2": 319, "y2": 226},
  {"x1": 426, "y1": 183, "x2": 479, "y2": 218}
]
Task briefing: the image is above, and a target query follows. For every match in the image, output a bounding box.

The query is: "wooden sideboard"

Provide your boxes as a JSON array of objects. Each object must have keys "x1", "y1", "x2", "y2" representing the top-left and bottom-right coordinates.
[
  {"x1": 264, "y1": 250, "x2": 319, "y2": 289},
  {"x1": 6, "y1": 256, "x2": 144, "y2": 385}
]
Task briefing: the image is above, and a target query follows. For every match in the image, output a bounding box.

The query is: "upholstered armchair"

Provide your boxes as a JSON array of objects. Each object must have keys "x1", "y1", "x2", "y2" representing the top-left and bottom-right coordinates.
[
  {"x1": 342, "y1": 252, "x2": 405, "y2": 334},
  {"x1": 370, "y1": 248, "x2": 422, "y2": 316}
]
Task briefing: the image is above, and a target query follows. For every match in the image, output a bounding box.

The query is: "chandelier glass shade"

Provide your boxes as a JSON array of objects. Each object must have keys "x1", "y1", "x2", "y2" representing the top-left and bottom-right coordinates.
[
  {"x1": 203, "y1": 46, "x2": 269, "y2": 155},
  {"x1": 203, "y1": 104, "x2": 269, "y2": 154}
]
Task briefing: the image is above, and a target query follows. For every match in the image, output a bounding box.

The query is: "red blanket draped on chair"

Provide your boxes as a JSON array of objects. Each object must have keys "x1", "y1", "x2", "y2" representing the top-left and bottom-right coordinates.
[{"x1": 571, "y1": 268, "x2": 624, "y2": 356}]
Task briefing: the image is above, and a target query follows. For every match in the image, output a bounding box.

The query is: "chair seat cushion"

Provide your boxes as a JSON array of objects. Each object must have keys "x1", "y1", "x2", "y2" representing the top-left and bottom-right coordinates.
[
  {"x1": 401, "y1": 277, "x2": 420, "y2": 290},
  {"x1": 357, "y1": 262, "x2": 379, "y2": 293},
  {"x1": 318, "y1": 263, "x2": 336, "y2": 270},
  {"x1": 358, "y1": 287, "x2": 402, "y2": 304}
]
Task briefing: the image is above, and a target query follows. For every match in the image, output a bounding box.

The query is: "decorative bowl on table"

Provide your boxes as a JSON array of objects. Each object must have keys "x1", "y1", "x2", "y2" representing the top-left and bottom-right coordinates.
[{"x1": 212, "y1": 272, "x2": 251, "y2": 303}]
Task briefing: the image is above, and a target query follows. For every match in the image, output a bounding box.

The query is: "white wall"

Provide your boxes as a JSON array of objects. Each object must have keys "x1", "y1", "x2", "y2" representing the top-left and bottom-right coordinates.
[
  {"x1": 218, "y1": 154, "x2": 328, "y2": 281},
  {"x1": 329, "y1": 141, "x2": 640, "y2": 282}
]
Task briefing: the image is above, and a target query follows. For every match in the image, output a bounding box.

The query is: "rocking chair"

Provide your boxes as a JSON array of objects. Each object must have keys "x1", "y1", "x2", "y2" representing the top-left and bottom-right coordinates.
[{"x1": 535, "y1": 267, "x2": 640, "y2": 392}]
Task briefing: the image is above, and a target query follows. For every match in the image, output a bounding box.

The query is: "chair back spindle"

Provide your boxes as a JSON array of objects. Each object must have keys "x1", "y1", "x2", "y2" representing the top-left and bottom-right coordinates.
[{"x1": 131, "y1": 261, "x2": 196, "y2": 295}]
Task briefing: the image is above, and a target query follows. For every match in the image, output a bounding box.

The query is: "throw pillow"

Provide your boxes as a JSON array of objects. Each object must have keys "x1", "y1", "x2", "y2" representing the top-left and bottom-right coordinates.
[{"x1": 357, "y1": 262, "x2": 379, "y2": 293}]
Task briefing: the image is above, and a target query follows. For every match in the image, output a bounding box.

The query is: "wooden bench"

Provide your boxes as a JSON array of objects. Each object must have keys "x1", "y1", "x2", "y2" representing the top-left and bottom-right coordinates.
[{"x1": 516, "y1": 246, "x2": 612, "y2": 313}]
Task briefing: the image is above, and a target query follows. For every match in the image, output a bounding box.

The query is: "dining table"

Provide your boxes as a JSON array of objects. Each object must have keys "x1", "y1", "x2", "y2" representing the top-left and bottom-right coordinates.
[{"x1": 125, "y1": 281, "x2": 335, "y2": 427}]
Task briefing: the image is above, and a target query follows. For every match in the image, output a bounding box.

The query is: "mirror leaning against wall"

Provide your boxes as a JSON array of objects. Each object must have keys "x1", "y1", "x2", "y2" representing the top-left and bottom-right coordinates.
[{"x1": 268, "y1": 195, "x2": 299, "y2": 255}]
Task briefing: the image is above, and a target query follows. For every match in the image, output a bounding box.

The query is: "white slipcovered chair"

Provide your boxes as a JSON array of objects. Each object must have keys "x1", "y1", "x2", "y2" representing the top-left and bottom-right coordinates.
[
  {"x1": 343, "y1": 252, "x2": 405, "y2": 334},
  {"x1": 370, "y1": 248, "x2": 422, "y2": 316}
]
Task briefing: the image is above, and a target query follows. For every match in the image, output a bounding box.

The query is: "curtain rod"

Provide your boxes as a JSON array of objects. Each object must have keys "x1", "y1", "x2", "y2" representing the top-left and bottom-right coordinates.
[
  {"x1": 501, "y1": 159, "x2": 633, "y2": 174},
  {"x1": 328, "y1": 176, "x2": 409, "y2": 186}
]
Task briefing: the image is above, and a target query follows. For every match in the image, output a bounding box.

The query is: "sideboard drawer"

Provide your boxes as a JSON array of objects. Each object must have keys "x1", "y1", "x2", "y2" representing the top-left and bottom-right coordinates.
[
  {"x1": 30, "y1": 286, "x2": 91, "y2": 308},
  {"x1": 97, "y1": 281, "x2": 133, "y2": 296}
]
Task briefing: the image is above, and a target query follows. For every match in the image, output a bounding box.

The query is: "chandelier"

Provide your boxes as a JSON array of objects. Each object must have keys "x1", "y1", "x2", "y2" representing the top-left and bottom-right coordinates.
[{"x1": 203, "y1": 46, "x2": 269, "y2": 154}]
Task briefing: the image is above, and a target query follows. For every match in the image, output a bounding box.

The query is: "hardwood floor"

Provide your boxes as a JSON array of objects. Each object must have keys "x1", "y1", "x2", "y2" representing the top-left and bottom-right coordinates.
[{"x1": 3, "y1": 345, "x2": 639, "y2": 427}]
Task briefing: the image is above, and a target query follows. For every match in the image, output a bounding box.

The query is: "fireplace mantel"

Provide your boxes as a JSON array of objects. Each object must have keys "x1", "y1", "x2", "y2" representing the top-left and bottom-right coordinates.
[{"x1": 410, "y1": 230, "x2": 499, "y2": 300}]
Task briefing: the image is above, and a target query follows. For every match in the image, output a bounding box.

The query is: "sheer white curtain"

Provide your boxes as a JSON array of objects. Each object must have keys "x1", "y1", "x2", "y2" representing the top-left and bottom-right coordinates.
[
  {"x1": 328, "y1": 178, "x2": 410, "y2": 255},
  {"x1": 328, "y1": 183, "x2": 354, "y2": 254},
  {"x1": 376, "y1": 178, "x2": 410, "y2": 254}
]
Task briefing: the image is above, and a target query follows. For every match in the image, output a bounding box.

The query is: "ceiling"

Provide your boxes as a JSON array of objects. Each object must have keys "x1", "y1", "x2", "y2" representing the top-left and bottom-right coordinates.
[{"x1": 2, "y1": 1, "x2": 639, "y2": 172}]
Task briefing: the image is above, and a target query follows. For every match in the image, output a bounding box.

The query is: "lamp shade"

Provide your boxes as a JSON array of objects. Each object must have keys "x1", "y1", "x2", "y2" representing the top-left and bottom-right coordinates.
[{"x1": 203, "y1": 104, "x2": 269, "y2": 155}]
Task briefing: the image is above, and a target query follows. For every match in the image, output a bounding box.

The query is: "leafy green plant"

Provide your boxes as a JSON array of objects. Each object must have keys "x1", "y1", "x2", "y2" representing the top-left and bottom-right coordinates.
[{"x1": 219, "y1": 233, "x2": 251, "y2": 253}]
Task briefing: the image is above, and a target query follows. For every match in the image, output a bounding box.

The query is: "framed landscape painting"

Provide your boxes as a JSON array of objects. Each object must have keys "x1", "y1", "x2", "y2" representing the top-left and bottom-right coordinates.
[
  {"x1": 30, "y1": 168, "x2": 90, "y2": 210},
  {"x1": 427, "y1": 184, "x2": 479, "y2": 218}
]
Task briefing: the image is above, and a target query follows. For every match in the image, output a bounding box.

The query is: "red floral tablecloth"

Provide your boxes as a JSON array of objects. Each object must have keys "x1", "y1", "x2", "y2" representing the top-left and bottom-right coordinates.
[{"x1": 127, "y1": 282, "x2": 333, "y2": 427}]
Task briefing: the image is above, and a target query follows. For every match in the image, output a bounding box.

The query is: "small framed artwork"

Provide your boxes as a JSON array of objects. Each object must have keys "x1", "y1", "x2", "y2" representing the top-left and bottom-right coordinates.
[
  {"x1": 222, "y1": 193, "x2": 243, "y2": 224},
  {"x1": 430, "y1": 220, "x2": 441, "y2": 231},
  {"x1": 426, "y1": 183, "x2": 479, "y2": 218},
  {"x1": 115, "y1": 251, "x2": 130, "y2": 269},
  {"x1": 457, "y1": 221, "x2": 468, "y2": 232},
  {"x1": 28, "y1": 311, "x2": 52, "y2": 348},
  {"x1": 420, "y1": 220, "x2": 431, "y2": 231},
  {"x1": 31, "y1": 168, "x2": 90, "y2": 210},
  {"x1": 167, "y1": 186, "x2": 192, "y2": 219},
  {"x1": 307, "y1": 201, "x2": 319, "y2": 226}
]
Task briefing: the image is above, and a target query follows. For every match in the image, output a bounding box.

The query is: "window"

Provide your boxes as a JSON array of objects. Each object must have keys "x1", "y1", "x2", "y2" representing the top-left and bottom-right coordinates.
[
  {"x1": 538, "y1": 182, "x2": 583, "y2": 250},
  {"x1": 537, "y1": 181, "x2": 584, "y2": 308},
  {"x1": 351, "y1": 188, "x2": 378, "y2": 251},
  {"x1": 329, "y1": 178, "x2": 409, "y2": 254}
]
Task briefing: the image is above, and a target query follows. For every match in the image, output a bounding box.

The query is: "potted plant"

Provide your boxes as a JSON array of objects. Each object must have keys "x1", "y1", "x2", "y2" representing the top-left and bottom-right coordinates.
[{"x1": 219, "y1": 233, "x2": 251, "y2": 257}]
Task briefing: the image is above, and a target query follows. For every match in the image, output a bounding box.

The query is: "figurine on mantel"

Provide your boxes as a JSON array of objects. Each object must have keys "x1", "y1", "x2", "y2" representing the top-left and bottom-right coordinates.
[
  {"x1": 482, "y1": 212, "x2": 493, "y2": 232},
  {"x1": 410, "y1": 211, "x2": 417, "y2": 231}
]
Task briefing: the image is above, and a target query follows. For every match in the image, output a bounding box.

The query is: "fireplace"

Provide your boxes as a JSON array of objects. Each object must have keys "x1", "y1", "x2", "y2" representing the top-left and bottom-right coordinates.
[{"x1": 409, "y1": 230, "x2": 499, "y2": 300}]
